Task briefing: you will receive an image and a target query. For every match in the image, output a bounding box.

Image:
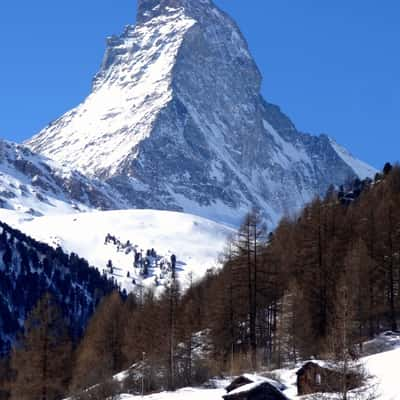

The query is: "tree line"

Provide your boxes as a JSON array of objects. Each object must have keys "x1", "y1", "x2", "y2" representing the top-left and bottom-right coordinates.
[
  {"x1": 2, "y1": 163, "x2": 399, "y2": 399},
  {"x1": 0, "y1": 221, "x2": 119, "y2": 400}
]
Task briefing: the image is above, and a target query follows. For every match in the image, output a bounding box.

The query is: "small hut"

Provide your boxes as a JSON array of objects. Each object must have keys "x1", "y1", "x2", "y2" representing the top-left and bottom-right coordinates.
[
  {"x1": 224, "y1": 375, "x2": 288, "y2": 400},
  {"x1": 296, "y1": 361, "x2": 361, "y2": 396}
]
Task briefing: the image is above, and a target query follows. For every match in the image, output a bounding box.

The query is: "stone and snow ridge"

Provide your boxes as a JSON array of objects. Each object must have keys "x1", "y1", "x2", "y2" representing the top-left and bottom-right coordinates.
[{"x1": 25, "y1": 0, "x2": 377, "y2": 227}]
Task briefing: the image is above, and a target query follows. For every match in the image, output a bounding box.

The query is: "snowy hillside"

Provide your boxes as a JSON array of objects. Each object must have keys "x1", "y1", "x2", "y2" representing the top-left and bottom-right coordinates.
[
  {"x1": 0, "y1": 209, "x2": 233, "y2": 292},
  {"x1": 117, "y1": 388, "x2": 226, "y2": 400},
  {"x1": 113, "y1": 340, "x2": 400, "y2": 400},
  {"x1": 26, "y1": 0, "x2": 376, "y2": 227},
  {"x1": 0, "y1": 139, "x2": 128, "y2": 217},
  {"x1": 278, "y1": 334, "x2": 400, "y2": 400},
  {"x1": 0, "y1": 219, "x2": 117, "y2": 354},
  {"x1": 363, "y1": 347, "x2": 400, "y2": 400}
]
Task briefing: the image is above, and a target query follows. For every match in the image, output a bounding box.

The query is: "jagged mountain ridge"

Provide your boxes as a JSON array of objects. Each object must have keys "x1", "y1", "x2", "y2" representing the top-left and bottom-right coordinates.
[
  {"x1": 26, "y1": 0, "x2": 376, "y2": 225},
  {"x1": 0, "y1": 139, "x2": 129, "y2": 217}
]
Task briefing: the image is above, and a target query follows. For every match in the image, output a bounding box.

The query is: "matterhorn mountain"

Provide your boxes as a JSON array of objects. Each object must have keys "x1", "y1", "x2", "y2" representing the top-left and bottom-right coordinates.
[{"x1": 26, "y1": 0, "x2": 375, "y2": 226}]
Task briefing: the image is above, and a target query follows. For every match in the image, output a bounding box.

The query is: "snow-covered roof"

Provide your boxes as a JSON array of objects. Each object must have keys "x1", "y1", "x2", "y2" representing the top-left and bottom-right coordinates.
[
  {"x1": 224, "y1": 381, "x2": 289, "y2": 400},
  {"x1": 225, "y1": 374, "x2": 287, "y2": 398}
]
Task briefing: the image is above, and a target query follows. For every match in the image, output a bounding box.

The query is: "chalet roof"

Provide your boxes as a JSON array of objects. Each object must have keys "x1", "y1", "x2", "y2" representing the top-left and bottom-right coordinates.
[
  {"x1": 223, "y1": 381, "x2": 289, "y2": 400},
  {"x1": 225, "y1": 376, "x2": 253, "y2": 393},
  {"x1": 225, "y1": 374, "x2": 286, "y2": 393}
]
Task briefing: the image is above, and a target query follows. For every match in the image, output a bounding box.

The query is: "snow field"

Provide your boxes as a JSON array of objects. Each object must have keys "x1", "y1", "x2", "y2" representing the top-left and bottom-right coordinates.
[{"x1": 2, "y1": 209, "x2": 234, "y2": 292}]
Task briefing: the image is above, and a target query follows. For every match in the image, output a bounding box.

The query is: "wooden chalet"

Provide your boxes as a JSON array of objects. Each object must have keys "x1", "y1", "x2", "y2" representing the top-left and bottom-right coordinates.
[{"x1": 296, "y1": 361, "x2": 361, "y2": 396}]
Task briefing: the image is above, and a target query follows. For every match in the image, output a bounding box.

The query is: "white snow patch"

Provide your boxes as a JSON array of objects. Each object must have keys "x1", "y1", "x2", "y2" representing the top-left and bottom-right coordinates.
[
  {"x1": 118, "y1": 387, "x2": 225, "y2": 400},
  {"x1": 0, "y1": 209, "x2": 233, "y2": 292},
  {"x1": 330, "y1": 138, "x2": 377, "y2": 179},
  {"x1": 27, "y1": 9, "x2": 197, "y2": 177},
  {"x1": 263, "y1": 120, "x2": 310, "y2": 167}
]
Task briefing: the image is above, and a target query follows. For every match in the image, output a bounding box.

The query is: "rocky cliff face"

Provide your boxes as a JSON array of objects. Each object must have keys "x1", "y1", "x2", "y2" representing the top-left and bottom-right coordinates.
[
  {"x1": 0, "y1": 140, "x2": 127, "y2": 218},
  {"x1": 26, "y1": 0, "x2": 375, "y2": 225}
]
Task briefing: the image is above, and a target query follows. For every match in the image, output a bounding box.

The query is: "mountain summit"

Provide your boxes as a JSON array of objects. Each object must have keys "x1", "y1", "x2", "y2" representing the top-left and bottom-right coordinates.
[
  {"x1": 26, "y1": 0, "x2": 375, "y2": 225},
  {"x1": 136, "y1": 0, "x2": 215, "y2": 24}
]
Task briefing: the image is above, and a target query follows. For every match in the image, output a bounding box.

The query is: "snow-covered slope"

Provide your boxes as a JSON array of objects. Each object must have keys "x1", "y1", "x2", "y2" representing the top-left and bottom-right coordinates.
[
  {"x1": 363, "y1": 347, "x2": 400, "y2": 399},
  {"x1": 117, "y1": 388, "x2": 226, "y2": 400},
  {"x1": 26, "y1": 0, "x2": 376, "y2": 226},
  {"x1": 0, "y1": 139, "x2": 128, "y2": 217},
  {"x1": 26, "y1": 6, "x2": 196, "y2": 178},
  {"x1": 329, "y1": 138, "x2": 377, "y2": 180},
  {"x1": 114, "y1": 344, "x2": 400, "y2": 399},
  {"x1": 0, "y1": 219, "x2": 118, "y2": 354},
  {"x1": 276, "y1": 338, "x2": 400, "y2": 400},
  {"x1": 0, "y1": 209, "x2": 233, "y2": 292}
]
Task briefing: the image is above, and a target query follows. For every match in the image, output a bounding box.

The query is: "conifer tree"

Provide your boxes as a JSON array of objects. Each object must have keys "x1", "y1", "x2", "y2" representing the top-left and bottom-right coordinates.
[
  {"x1": 10, "y1": 293, "x2": 72, "y2": 400},
  {"x1": 70, "y1": 291, "x2": 125, "y2": 394},
  {"x1": 122, "y1": 289, "x2": 165, "y2": 393},
  {"x1": 231, "y1": 209, "x2": 267, "y2": 369},
  {"x1": 0, "y1": 357, "x2": 12, "y2": 400},
  {"x1": 163, "y1": 270, "x2": 180, "y2": 390}
]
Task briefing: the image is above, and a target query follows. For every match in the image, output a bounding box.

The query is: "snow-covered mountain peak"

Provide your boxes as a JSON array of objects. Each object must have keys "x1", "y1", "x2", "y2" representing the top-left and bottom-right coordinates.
[
  {"x1": 26, "y1": 0, "x2": 376, "y2": 226},
  {"x1": 31, "y1": 4, "x2": 198, "y2": 179},
  {"x1": 94, "y1": 3, "x2": 196, "y2": 92},
  {"x1": 136, "y1": 0, "x2": 215, "y2": 25}
]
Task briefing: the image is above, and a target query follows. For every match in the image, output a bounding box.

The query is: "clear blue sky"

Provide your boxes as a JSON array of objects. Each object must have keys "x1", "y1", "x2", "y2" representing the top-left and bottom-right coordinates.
[{"x1": 0, "y1": 1, "x2": 398, "y2": 169}]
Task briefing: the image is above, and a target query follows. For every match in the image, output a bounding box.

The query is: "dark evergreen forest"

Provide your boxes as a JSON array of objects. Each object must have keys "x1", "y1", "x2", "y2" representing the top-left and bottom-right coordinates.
[
  {"x1": 0, "y1": 220, "x2": 119, "y2": 355},
  {"x1": 1, "y1": 163, "x2": 399, "y2": 399}
]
